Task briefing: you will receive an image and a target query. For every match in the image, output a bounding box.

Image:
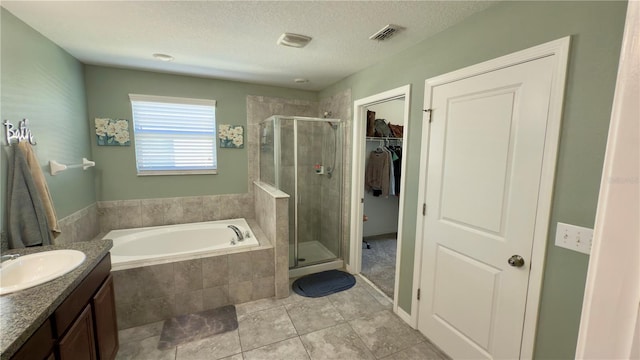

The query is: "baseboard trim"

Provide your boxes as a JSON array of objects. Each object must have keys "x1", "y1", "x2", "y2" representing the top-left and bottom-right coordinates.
[
  {"x1": 362, "y1": 233, "x2": 398, "y2": 241},
  {"x1": 397, "y1": 306, "x2": 416, "y2": 328}
]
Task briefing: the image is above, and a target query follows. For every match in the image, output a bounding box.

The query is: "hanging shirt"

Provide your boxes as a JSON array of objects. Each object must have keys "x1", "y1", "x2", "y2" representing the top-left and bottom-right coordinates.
[
  {"x1": 385, "y1": 146, "x2": 396, "y2": 196},
  {"x1": 391, "y1": 146, "x2": 402, "y2": 194},
  {"x1": 365, "y1": 149, "x2": 391, "y2": 197}
]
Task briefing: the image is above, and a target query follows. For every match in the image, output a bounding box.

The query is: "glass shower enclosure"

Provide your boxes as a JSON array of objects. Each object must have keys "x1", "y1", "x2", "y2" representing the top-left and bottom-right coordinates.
[{"x1": 260, "y1": 116, "x2": 343, "y2": 271}]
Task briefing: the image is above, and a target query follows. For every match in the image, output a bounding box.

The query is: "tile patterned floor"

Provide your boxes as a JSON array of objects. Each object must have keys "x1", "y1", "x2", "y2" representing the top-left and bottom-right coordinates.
[{"x1": 116, "y1": 276, "x2": 449, "y2": 360}]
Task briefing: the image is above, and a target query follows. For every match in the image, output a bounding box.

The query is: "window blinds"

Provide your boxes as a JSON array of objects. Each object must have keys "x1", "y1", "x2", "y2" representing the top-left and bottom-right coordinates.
[{"x1": 129, "y1": 94, "x2": 217, "y2": 175}]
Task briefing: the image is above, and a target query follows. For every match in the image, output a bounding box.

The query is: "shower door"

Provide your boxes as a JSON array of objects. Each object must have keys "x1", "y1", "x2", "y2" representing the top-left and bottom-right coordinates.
[
  {"x1": 292, "y1": 119, "x2": 342, "y2": 268},
  {"x1": 290, "y1": 118, "x2": 342, "y2": 268},
  {"x1": 259, "y1": 116, "x2": 342, "y2": 270}
]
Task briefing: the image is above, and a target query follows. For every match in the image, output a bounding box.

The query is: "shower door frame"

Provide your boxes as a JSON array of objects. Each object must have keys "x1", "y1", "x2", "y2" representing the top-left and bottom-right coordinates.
[{"x1": 268, "y1": 116, "x2": 343, "y2": 270}]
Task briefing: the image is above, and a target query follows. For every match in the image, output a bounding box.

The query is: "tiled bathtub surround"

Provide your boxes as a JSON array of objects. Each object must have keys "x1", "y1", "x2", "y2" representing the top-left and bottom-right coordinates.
[
  {"x1": 103, "y1": 179, "x2": 294, "y2": 330},
  {"x1": 97, "y1": 194, "x2": 254, "y2": 232},
  {"x1": 53, "y1": 203, "x2": 100, "y2": 245},
  {"x1": 254, "y1": 181, "x2": 289, "y2": 298},
  {"x1": 113, "y1": 242, "x2": 275, "y2": 330}
]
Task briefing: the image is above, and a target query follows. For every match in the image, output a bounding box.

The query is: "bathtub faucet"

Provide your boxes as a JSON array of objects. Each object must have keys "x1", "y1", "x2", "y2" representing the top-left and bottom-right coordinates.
[{"x1": 228, "y1": 225, "x2": 244, "y2": 243}]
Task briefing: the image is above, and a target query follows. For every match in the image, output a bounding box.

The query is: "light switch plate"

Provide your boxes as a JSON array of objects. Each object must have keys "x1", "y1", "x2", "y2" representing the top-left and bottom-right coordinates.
[{"x1": 555, "y1": 222, "x2": 594, "y2": 255}]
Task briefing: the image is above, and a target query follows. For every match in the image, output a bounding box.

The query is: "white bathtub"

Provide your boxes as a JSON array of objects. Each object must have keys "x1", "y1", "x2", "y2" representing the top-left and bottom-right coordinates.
[{"x1": 104, "y1": 218, "x2": 259, "y2": 271}]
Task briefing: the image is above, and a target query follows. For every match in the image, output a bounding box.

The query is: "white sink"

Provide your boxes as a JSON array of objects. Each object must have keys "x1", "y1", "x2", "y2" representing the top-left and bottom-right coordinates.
[{"x1": 0, "y1": 250, "x2": 86, "y2": 295}]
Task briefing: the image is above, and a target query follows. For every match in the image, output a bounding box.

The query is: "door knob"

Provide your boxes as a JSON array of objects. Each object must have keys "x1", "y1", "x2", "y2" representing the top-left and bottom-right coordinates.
[{"x1": 508, "y1": 255, "x2": 525, "y2": 267}]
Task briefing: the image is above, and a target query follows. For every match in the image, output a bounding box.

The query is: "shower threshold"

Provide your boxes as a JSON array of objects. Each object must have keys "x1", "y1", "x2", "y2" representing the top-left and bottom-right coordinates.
[
  {"x1": 290, "y1": 241, "x2": 343, "y2": 278},
  {"x1": 289, "y1": 259, "x2": 344, "y2": 278}
]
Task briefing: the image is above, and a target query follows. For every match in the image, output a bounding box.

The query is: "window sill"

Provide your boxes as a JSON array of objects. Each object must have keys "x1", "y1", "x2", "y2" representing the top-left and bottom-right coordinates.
[{"x1": 136, "y1": 170, "x2": 218, "y2": 176}]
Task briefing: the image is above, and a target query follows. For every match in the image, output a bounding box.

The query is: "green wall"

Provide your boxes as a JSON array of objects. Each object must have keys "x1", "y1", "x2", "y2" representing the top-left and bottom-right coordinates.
[
  {"x1": 84, "y1": 66, "x2": 316, "y2": 201},
  {"x1": 1, "y1": 9, "x2": 95, "y2": 247},
  {"x1": 320, "y1": 1, "x2": 626, "y2": 358},
  {"x1": 1, "y1": 1, "x2": 627, "y2": 357}
]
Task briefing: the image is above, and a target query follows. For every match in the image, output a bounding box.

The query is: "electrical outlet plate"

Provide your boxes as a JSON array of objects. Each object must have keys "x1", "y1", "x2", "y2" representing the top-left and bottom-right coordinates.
[{"x1": 555, "y1": 222, "x2": 594, "y2": 255}]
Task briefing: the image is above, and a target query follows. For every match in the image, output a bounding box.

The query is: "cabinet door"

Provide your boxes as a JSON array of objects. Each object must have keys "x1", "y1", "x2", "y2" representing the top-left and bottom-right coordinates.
[
  {"x1": 11, "y1": 318, "x2": 54, "y2": 360},
  {"x1": 92, "y1": 274, "x2": 119, "y2": 360},
  {"x1": 58, "y1": 305, "x2": 97, "y2": 360}
]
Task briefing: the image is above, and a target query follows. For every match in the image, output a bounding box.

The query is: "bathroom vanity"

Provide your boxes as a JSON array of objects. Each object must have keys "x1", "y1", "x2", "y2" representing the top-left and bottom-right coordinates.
[{"x1": 0, "y1": 240, "x2": 116, "y2": 360}]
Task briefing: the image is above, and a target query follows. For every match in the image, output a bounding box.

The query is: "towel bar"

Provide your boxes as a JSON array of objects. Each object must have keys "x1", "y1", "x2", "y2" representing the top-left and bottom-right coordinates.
[{"x1": 49, "y1": 158, "x2": 95, "y2": 175}]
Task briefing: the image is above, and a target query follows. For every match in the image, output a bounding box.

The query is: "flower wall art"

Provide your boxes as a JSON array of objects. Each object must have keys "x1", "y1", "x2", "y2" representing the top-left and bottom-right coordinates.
[
  {"x1": 219, "y1": 124, "x2": 244, "y2": 149},
  {"x1": 95, "y1": 118, "x2": 130, "y2": 146}
]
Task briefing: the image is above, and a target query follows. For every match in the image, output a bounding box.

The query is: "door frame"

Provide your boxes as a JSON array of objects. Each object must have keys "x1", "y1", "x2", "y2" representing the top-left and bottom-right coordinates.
[
  {"x1": 349, "y1": 84, "x2": 411, "y2": 316},
  {"x1": 412, "y1": 37, "x2": 570, "y2": 359},
  {"x1": 576, "y1": 2, "x2": 639, "y2": 356}
]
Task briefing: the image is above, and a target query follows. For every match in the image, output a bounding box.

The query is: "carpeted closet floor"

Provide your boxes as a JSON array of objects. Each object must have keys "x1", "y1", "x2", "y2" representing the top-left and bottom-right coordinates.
[{"x1": 361, "y1": 235, "x2": 397, "y2": 299}]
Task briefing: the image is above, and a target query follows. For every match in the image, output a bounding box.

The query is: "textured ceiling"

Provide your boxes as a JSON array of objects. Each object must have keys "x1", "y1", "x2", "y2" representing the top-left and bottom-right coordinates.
[{"x1": 2, "y1": 1, "x2": 497, "y2": 90}]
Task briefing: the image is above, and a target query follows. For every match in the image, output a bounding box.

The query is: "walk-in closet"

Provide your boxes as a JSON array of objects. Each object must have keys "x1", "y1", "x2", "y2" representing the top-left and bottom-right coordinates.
[{"x1": 361, "y1": 98, "x2": 405, "y2": 299}]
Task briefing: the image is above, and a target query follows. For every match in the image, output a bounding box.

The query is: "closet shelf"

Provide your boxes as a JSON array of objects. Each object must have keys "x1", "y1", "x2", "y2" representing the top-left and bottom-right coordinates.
[{"x1": 366, "y1": 136, "x2": 402, "y2": 141}]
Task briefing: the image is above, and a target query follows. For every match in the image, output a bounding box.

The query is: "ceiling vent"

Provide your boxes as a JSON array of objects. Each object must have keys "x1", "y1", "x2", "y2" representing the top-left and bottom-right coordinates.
[
  {"x1": 369, "y1": 24, "x2": 403, "y2": 41},
  {"x1": 277, "y1": 33, "x2": 312, "y2": 48}
]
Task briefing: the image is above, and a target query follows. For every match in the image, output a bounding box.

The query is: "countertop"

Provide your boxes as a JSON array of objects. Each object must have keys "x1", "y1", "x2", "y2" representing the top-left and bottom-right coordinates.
[{"x1": 0, "y1": 240, "x2": 113, "y2": 360}]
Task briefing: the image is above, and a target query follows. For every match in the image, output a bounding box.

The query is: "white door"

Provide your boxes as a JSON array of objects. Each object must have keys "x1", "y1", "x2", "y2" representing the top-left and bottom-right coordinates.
[{"x1": 417, "y1": 56, "x2": 556, "y2": 359}]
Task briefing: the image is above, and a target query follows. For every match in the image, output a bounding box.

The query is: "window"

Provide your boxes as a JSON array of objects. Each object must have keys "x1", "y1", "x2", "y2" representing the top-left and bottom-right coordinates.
[{"x1": 129, "y1": 94, "x2": 217, "y2": 175}]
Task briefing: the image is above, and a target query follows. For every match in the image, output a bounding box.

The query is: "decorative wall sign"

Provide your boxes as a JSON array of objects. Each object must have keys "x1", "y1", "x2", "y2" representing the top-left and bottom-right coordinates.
[
  {"x1": 3, "y1": 119, "x2": 36, "y2": 146},
  {"x1": 219, "y1": 124, "x2": 244, "y2": 149},
  {"x1": 95, "y1": 118, "x2": 130, "y2": 146}
]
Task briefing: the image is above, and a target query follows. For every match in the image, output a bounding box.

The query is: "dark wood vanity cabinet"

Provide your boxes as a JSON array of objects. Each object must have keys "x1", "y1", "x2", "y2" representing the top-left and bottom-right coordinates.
[
  {"x1": 91, "y1": 275, "x2": 118, "y2": 360},
  {"x1": 58, "y1": 305, "x2": 97, "y2": 360},
  {"x1": 10, "y1": 319, "x2": 55, "y2": 360},
  {"x1": 11, "y1": 254, "x2": 119, "y2": 360}
]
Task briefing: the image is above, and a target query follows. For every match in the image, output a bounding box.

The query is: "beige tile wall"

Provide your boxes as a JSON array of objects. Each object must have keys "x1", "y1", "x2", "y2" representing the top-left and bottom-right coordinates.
[
  {"x1": 113, "y1": 246, "x2": 275, "y2": 329},
  {"x1": 96, "y1": 194, "x2": 254, "y2": 232},
  {"x1": 53, "y1": 203, "x2": 100, "y2": 245},
  {"x1": 246, "y1": 95, "x2": 319, "y2": 196},
  {"x1": 254, "y1": 181, "x2": 290, "y2": 299}
]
